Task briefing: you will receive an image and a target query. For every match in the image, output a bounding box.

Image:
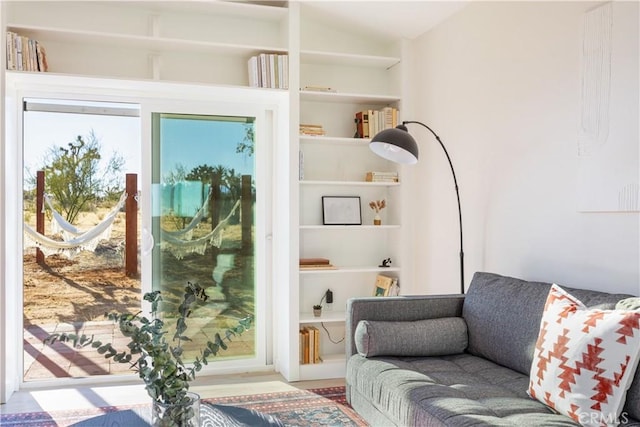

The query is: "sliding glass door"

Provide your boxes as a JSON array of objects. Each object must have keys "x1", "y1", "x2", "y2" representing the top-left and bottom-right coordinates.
[
  {"x1": 12, "y1": 79, "x2": 278, "y2": 387},
  {"x1": 150, "y1": 112, "x2": 260, "y2": 366}
]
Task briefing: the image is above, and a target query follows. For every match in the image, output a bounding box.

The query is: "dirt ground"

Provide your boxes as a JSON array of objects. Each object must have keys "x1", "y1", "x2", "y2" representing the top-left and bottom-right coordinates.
[
  {"x1": 23, "y1": 252, "x2": 140, "y2": 325},
  {"x1": 23, "y1": 209, "x2": 254, "y2": 329}
]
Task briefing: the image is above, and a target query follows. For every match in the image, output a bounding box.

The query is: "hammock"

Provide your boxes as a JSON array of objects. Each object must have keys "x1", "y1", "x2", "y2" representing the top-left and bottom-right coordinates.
[
  {"x1": 161, "y1": 189, "x2": 211, "y2": 241},
  {"x1": 25, "y1": 192, "x2": 127, "y2": 259},
  {"x1": 161, "y1": 200, "x2": 240, "y2": 260},
  {"x1": 46, "y1": 192, "x2": 127, "y2": 242}
]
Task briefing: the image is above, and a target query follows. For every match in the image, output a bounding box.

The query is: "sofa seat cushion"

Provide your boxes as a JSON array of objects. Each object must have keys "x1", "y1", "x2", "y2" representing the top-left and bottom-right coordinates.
[{"x1": 347, "y1": 353, "x2": 580, "y2": 426}]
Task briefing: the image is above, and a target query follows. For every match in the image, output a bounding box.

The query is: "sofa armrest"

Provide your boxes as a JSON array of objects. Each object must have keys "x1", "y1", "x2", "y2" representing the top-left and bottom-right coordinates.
[{"x1": 345, "y1": 295, "x2": 466, "y2": 357}]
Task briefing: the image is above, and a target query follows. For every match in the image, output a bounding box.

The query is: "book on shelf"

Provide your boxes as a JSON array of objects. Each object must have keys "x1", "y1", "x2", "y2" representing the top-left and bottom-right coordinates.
[
  {"x1": 299, "y1": 263, "x2": 337, "y2": 270},
  {"x1": 6, "y1": 31, "x2": 48, "y2": 72},
  {"x1": 299, "y1": 124, "x2": 326, "y2": 136},
  {"x1": 388, "y1": 277, "x2": 400, "y2": 296},
  {"x1": 247, "y1": 55, "x2": 259, "y2": 87},
  {"x1": 300, "y1": 257, "x2": 331, "y2": 265},
  {"x1": 299, "y1": 258, "x2": 336, "y2": 269},
  {"x1": 373, "y1": 274, "x2": 397, "y2": 297},
  {"x1": 354, "y1": 107, "x2": 399, "y2": 139},
  {"x1": 310, "y1": 326, "x2": 321, "y2": 363},
  {"x1": 299, "y1": 326, "x2": 321, "y2": 364},
  {"x1": 247, "y1": 53, "x2": 288, "y2": 89},
  {"x1": 365, "y1": 171, "x2": 399, "y2": 182},
  {"x1": 300, "y1": 328, "x2": 310, "y2": 364},
  {"x1": 354, "y1": 111, "x2": 369, "y2": 138}
]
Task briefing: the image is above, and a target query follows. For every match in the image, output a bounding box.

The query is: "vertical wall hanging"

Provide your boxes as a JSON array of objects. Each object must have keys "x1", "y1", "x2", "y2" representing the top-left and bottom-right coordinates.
[{"x1": 577, "y1": 2, "x2": 639, "y2": 212}]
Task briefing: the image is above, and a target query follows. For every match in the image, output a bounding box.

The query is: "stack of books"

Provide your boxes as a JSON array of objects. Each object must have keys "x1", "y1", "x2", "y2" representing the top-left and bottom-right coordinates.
[
  {"x1": 6, "y1": 31, "x2": 48, "y2": 72},
  {"x1": 299, "y1": 258, "x2": 336, "y2": 270},
  {"x1": 300, "y1": 326, "x2": 321, "y2": 364},
  {"x1": 365, "y1": 171, "x2": 399, "y2": 182},
  {"x1": 247, "y1": 53, "x2": 288, "y2": 89},
  {"x1": 299, "y1": 124, "x2": 326, "y2": 136},
  {"x1": 354, "y1": 107, "x2": 399, "y2": 139}
]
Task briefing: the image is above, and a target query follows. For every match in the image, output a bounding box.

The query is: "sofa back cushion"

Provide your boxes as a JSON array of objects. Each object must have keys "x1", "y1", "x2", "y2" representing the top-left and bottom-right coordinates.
[{"x1": 462, "y1": 272, "x2": 633, "y2": 376}]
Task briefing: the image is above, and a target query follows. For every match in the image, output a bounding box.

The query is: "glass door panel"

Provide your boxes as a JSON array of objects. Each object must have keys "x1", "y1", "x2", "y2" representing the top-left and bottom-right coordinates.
[
  {"x1": 22, "y1": 98, "x2": 141, "y2": 381},
  {"x1": 151, "y1": 113, "x2": 256, "y2": 364}
]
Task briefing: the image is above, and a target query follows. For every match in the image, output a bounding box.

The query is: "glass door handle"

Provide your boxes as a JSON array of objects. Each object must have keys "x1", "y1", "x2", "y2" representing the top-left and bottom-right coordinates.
[{"x1": 142, "y1": 228, "x2": 155, "y2": 257}]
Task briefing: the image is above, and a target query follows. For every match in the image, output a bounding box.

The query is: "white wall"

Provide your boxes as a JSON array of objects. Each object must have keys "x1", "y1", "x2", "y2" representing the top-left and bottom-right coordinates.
[{"x1": 410, "y1": 1, "x2": 639, "y2": 296}]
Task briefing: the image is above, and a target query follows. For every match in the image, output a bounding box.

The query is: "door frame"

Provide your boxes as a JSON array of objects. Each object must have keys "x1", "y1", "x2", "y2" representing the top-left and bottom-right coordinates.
[{"x1": 4, "y1": 72, "x2": 288, "y2": 390}]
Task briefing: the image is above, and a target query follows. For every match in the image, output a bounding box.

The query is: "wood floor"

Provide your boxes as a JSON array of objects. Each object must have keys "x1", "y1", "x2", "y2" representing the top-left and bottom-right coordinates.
[{"x1": 0, "y1": 370, "x2": 345, "y2": 415}]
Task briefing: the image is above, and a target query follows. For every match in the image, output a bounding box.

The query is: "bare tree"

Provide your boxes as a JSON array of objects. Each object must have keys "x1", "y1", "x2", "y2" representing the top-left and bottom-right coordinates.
[{"x1": 43, "y1": 130, "x2": 124, "y2": 223}]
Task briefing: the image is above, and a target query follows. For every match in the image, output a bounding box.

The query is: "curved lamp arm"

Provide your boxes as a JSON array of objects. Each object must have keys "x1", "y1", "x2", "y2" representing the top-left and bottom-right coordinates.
[{"x1": 370, "y1": 120, "x2": 465, "y2": 294}]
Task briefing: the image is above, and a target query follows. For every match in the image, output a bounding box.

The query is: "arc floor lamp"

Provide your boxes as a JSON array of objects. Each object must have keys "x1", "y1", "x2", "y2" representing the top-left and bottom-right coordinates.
[{"x1": 370, "y1": 121, "x2": 465, "y2": 294}]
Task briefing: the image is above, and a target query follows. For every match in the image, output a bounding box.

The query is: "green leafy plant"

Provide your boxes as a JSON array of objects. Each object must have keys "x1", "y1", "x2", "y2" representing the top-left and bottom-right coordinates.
[{"x1": 45, "y1": 282, "x2": 253, "y2": 425}]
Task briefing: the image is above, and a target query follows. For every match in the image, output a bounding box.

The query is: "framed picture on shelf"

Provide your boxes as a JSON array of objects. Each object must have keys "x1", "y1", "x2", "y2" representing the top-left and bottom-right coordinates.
[{"x1": 322, "y1": 196, "x2": 362, "y2": 225}]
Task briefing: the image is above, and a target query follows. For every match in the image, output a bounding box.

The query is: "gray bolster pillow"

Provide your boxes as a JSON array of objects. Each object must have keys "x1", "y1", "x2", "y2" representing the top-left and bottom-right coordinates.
[{"x1": 355, "y1": 317, "x2": 468, "y2": 357}]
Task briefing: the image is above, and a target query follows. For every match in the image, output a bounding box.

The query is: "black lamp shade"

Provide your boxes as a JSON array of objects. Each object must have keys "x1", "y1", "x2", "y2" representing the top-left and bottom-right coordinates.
[{"x1": 369, "y1": 124, "x2": 419, "y2": 164}]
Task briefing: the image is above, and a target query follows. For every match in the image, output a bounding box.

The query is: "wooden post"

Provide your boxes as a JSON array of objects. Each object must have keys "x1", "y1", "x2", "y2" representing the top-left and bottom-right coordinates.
[
  {"x1": 125, "y1": 174, "x2": 138, "y2": 277},
  {"x1": 241, "y1": 175, "x2": 252, "y2": 254},
  {"x1": 210, "y1": 173, "x2": 221, "y2": 229},
  {"x1": 36, "y1": 170, "x2": 45, "y2": 265}
]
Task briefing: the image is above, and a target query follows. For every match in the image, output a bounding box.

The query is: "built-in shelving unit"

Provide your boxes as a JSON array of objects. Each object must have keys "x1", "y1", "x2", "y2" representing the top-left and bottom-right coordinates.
[
  {"x1": 2, "y1": 0, "x2": 407, "y2": 383},
  {"x1": 291, "y1": 3, "x2": 405, "y2": 381}
]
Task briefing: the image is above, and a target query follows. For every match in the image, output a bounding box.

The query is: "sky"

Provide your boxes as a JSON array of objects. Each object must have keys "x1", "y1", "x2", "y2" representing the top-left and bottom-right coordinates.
[
  {"x1": 160, "y1": 116, "x2": 254, "y2": 180},
  {"x1": 23, "y1": 102, "x2": 254, "y2": 190},
  {"x1": 23, "y1": 110, "x2": 141, "y2": 188}
]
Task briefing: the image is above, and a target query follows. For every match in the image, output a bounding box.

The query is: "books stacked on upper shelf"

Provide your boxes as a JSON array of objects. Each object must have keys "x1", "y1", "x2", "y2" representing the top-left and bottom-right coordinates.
[
  {"x1": 300, "y1": 326, "x2": 321, "y2": 364},
  {"x1": 299, "y1": 124, "x2": 326, "y2": 136},
  {"x1": 354, "y1": 106, "x2": 399, "y2": 139},
  {"x1": 366, "y1": 171, "x2": 399, "y2": 182},
  {"x1": 6, "y1": 31, "x2": 48, "y2": 72},
  {"x1": 247, "y1": 53, "x2": 288, "y2": 89},
  {"x1": 299, "y1": 257, "x2": 336, "y2": 270}
]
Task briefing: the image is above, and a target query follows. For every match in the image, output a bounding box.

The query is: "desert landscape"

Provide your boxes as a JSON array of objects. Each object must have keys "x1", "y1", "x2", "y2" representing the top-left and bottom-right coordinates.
[{"x1": 22, "y1": 205, "x2": 256, "y2": 379}]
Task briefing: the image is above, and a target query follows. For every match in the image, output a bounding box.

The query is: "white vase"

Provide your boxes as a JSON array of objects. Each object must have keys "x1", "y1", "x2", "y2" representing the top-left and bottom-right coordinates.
[
  {"x1": 152, "y1": 392, "x2": 200, "y2": 427},
  {"x1": 373, "y1": 214, "x2": 382, "y2": 226}
]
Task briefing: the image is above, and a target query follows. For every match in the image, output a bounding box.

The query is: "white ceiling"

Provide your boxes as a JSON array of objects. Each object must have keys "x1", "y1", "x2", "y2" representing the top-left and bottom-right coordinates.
[{"x1": 298, "y1": 1, "x2": 468, "y2": 40}]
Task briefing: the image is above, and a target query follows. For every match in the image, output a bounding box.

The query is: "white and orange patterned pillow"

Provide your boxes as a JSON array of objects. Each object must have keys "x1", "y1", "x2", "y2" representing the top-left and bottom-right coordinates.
[{"x1": 528, "y1": 284, "x2": 640, "y2": 427}]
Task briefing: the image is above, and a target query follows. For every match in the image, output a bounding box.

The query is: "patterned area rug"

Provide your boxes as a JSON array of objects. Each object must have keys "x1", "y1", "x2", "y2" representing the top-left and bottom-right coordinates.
[{"x1": 0, "y1": 386, "x2": 367, "y2": 426}]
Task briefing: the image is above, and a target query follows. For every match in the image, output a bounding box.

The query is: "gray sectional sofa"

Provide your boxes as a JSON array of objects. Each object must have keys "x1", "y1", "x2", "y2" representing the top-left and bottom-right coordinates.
[{"x1": 345, "y1": 272, "x2": 640, "y2": 426}]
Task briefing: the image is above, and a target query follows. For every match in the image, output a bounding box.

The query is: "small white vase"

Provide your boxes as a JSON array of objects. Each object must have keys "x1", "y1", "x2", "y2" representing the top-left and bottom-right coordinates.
[{"x1": 373, "y1": 214, "x2": 382, "y2": 226}]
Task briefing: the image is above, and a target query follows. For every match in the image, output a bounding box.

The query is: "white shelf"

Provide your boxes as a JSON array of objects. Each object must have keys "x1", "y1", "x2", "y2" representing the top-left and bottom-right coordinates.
[
  {"x1": 300, "y1": 90, "x2": 400, "y2": 104},
  {"x1": 300, "y1": 311, "x2": 345, "y2": 323},
  {"x1": 299, "y1": 135, "x2": 371, "y2": 145},
  {"x1": 300, "y1": 180, "x2": 399, "y2": 187},
  {"x1": 300, "y1": 224, "x2": 400, "y2": 230},
  {"x1": 7, "y1": 25, "x2": 287, "y2": 57},
  {"x1": 300, "y1": 266, "x2": 400, "y2": 275},
  {"x1": 301, "y1": 49, "x2": 399, "y2": 68},
  {"x1": 148, "y1": 1, "x2": 289, "y2": 21},
  {"x1": 299, "y1": 354, "x2": 346, "y2": 380}
]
